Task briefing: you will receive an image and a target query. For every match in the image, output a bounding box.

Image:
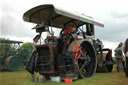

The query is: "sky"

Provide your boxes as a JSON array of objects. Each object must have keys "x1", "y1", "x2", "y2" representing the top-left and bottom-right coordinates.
[{"x1": 1, "y1": 0, "x2": 128, "y2": 55}]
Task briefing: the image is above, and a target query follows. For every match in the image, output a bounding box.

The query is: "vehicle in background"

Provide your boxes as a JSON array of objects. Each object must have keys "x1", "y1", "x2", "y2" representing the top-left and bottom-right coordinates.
[{"x1": 0, "y1": 39, "x2": 32, "y2": 71}]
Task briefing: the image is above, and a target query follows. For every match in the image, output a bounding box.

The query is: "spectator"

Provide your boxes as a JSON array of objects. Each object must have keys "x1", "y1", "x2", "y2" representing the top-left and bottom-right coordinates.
[
  {"x1": 115, "y1": 42, "x2": 123, "y2": 72},
  {"x1": 123, "y1": 38, "x2": 128, "y2": 77}
]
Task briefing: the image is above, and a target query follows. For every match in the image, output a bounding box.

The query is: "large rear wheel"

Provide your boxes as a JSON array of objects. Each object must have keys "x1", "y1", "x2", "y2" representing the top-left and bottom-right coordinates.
[{"x1": 78, "y1": 42, "x2": 97, "y2": 78}]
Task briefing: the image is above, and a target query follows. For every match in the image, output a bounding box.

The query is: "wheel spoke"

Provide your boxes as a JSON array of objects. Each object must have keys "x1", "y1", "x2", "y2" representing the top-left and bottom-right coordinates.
[{"x1": 79, "y1": 61, "x2": 88, "y2": 72}]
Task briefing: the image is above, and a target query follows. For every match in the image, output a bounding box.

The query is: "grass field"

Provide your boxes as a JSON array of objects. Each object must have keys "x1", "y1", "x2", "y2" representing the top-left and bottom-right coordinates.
[{"x1": 0, "y1": 70, "x2": 128, "y2": 85}]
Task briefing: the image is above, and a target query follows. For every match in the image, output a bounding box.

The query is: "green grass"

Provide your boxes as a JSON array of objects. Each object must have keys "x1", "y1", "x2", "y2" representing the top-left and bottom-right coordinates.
[
  {"x1": 0, "y1": 71, "x2": 128, "y2": 85},
  {"x1": 0, "y1": 71, "x2": 31, "y2": 85}
]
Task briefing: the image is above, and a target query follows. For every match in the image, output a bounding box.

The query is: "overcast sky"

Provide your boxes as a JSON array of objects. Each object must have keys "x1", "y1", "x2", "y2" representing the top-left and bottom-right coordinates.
[{"x1": 1, "y1": 0, "x2": 128, "y2": 55}]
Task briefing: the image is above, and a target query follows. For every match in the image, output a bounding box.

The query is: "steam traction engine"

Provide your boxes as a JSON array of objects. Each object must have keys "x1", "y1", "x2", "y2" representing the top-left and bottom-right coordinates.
[{"x1": 23, "y1": 4, "x2": 114, "y2": 79}]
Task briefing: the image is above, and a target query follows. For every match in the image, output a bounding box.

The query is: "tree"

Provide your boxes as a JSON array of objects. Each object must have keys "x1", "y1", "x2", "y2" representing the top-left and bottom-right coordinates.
[
  {"x1": 20, "y1": 42, "x2": 33, "y2": 51},
  {"x1": 18, "y1": 42, "x2": 34, "y2": 66}
]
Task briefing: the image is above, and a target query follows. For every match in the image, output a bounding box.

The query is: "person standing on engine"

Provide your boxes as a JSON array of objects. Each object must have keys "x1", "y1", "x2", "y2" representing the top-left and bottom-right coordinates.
[
  {"x1": 115, "y1": 42, "x2": 123, "y2": 72},
  {"x1": 123, "y1": 38, "x2": 128, "y2": 77}
]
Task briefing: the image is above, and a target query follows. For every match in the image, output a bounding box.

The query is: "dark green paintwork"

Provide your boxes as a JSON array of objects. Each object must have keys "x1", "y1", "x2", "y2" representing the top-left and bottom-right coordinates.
[{"x1": 7, "y1": 57, "x2": 21, "y2": 71}]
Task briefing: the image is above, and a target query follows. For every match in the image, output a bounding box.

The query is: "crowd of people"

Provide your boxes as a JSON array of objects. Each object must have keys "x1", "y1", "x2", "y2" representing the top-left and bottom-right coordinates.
[{"x1": 114, "y1": 38, "x2": 128, "y2": 77}]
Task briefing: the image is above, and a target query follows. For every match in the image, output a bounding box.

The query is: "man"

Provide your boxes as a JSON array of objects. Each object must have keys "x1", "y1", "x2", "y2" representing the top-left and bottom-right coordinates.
[{"x1": 123, "y1": 38, "x2": 128, "y2": 77}]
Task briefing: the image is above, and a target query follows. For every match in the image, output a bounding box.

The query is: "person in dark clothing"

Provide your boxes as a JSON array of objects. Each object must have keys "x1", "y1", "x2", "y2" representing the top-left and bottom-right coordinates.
[
  {"x1": 123, "y1": 38, "x2": 128, "y2": 77},
  {"x1": 115, "y1": 42, "x2": 123, "y2": 72}
]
